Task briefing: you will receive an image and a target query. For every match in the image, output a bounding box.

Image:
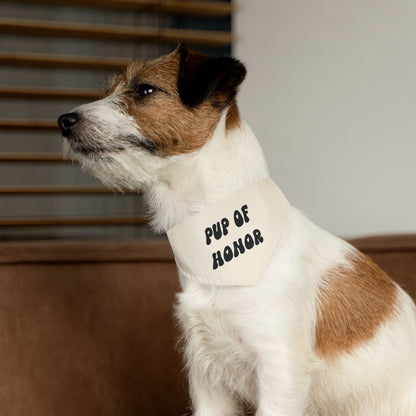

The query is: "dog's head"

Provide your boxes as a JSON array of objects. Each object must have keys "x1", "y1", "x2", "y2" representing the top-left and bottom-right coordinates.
[{"x1": 57, "y1": 46, "x2": 246, "y2": 191}]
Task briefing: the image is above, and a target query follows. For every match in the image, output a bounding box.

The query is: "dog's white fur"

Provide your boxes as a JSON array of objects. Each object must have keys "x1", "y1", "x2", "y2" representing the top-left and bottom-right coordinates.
[{"x1": 60, "y1": 50, "x2": 416, "y2": 415}]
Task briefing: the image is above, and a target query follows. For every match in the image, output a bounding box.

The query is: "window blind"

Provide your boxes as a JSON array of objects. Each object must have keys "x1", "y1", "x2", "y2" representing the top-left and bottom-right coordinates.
[{"x1": 0, "y1": 0, "x2": 234, "y2": 240}]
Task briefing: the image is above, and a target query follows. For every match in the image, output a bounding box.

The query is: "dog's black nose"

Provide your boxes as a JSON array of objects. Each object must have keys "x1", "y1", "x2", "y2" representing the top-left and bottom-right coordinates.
[{"x1": 57, "y1": 112, "x2": 79, "y2": 137}]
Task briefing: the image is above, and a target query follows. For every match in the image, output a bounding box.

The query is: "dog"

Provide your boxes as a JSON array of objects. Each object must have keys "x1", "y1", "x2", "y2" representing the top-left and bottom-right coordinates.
[{"x1": 58, "y1": 46, "x2": 416, "y2": 415}]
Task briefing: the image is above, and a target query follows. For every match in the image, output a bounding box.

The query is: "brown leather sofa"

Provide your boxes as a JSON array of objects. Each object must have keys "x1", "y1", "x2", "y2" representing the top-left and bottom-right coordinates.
[{"x1": 0, "y1": 236, "x2": 415, "y2": 416}]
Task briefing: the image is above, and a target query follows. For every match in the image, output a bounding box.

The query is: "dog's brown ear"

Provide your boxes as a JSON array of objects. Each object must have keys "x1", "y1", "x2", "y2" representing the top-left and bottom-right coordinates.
[{"x1": 177, "y1": 46, "x2": 246, "y2": 108}]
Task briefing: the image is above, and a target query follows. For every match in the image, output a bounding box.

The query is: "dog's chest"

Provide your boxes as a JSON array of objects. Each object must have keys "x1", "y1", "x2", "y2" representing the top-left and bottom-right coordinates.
[{"x1": 177, "y1": 291, "x2": 257, "y2": 394}]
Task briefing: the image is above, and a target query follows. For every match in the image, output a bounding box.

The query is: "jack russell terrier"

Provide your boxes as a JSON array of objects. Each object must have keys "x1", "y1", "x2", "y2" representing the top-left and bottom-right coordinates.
[{"x1": 58, "y1": 46, "x2": 416, "y2": 416}]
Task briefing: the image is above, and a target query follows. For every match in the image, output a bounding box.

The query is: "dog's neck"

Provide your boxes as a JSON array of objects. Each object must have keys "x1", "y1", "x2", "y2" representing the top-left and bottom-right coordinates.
[{"x1": 146, "y1": 112, "x2": 270, "y2": 233}]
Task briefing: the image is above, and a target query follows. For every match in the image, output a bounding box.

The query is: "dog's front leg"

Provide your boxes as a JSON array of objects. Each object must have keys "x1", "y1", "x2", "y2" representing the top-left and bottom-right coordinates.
[
  {"x1": 254, "y1": 345, "x2": 311, "y2": 416},
  {"x1": 189, "y1": 370, "x2": 240, "y2": 416}
]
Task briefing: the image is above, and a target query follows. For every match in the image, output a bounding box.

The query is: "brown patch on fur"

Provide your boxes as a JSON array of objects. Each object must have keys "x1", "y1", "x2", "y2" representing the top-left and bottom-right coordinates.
[
  {"x1": 107, "y1": 51, "x2": 224, "y2": 155},
  {"x1": 315, "y1": 251, "x2": 398, "y2": 358},
  {"x1": 226, "y1": 98, "x2": 241, "y2": 130}
]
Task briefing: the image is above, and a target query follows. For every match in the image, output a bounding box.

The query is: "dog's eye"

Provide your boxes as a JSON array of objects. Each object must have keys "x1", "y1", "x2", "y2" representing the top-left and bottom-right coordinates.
[{"x1": 134, "y1": 84, "x2": 156, "y2": 98}]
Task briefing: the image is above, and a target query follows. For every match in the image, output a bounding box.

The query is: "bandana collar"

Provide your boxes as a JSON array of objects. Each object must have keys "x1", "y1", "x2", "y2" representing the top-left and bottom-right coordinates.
[{"x1": 167, "y1": 178, "x2": 290, "y2": 286}]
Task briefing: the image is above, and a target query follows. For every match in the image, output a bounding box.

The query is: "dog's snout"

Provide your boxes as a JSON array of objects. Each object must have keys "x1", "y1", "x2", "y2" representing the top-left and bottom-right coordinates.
[{"x1": 57, "y1": 112, "x2": 80, "y2": 137}]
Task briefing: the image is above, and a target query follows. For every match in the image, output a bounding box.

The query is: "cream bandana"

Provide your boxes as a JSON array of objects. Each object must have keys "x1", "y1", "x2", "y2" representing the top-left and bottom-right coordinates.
[{"x1": 167, "y1": 178, "x2": 290, "y2": 286}]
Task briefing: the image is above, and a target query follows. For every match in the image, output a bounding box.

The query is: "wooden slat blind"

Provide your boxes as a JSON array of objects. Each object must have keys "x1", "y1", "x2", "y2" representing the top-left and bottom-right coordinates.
[
  {"x1": 0, "y1": 18, "x2": 234, "y2": 47},
  {"x1": 0, "y1": 52, "x2": 130, "y2": 70},
  {"x1": 0, "y1": 120, "x2": 58, "y2": 131},
  {"x1": 0, "y1": 0, "x2": 234, "y2": 239},
  {"x1": 0, "y1": 215, "x2": 148, "y2": 227},
  {"x1": 0, "y1": 153, "x2": 65, "y2": 162},
  {"x1": 0, "y1": 86, "x2": 102, "y2": 101},
  {"x1": 0, "y1": 186, "x2": 137, "y2": 195},
  {"x1": 11, "y1": 0, "x2": 234, "y2": 17}
]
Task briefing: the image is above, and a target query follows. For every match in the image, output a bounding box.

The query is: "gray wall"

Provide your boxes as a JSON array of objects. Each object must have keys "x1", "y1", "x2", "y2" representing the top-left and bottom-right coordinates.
[{"x1": 235, "y1": 0, "x2": 416, "y2": 238}]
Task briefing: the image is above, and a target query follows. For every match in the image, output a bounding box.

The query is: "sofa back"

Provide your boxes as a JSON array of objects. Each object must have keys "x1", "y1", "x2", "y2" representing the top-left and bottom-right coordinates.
[{"x1": 0, "y1": 236, "x2": 414, "y2": 415}]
